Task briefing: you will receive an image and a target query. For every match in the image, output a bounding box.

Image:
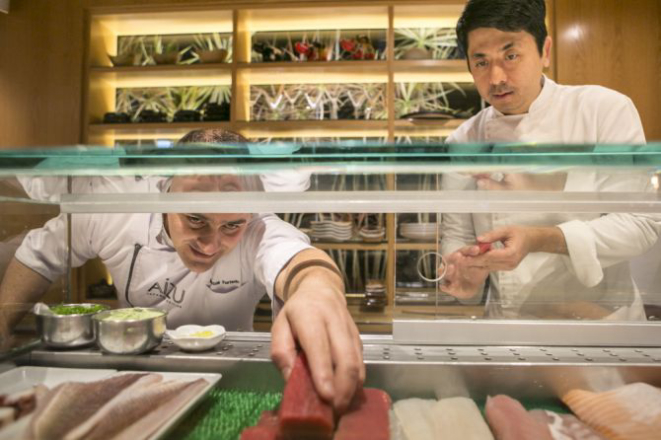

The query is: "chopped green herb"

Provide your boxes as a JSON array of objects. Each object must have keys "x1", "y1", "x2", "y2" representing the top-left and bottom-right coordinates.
[{"x1": 50, "y1": 304, "x2": 108, "y2": 315}]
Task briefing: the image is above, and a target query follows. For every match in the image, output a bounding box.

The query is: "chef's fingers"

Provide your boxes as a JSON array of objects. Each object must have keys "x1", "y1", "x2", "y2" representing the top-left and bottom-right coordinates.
[
  {"x1": 270, "y1": 312, "x2": 298, "y2": 381},
  {"x1": 294, "y1": 308, "x2": 335, "y2": 402},
  {"x1": 476, "y1": 177, "x2": 508, "y2": 191},
  {"x1": 327, "y1": 311, "x2": 363, "y2": 413}
]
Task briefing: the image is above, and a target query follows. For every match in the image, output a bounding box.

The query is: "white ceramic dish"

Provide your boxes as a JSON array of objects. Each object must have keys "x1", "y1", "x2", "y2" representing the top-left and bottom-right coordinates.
[
  {"x1": 0, "y1": 367, "x2": 221, "y2": 440},
  {"x1": 166, "y1": 324, "x2": 226, "y2": 352}
]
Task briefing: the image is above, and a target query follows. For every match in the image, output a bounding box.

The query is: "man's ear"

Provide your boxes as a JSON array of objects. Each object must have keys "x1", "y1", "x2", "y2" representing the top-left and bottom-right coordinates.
[{"x1": 542, "y1": 36, "x2": 552, "y2": 68}]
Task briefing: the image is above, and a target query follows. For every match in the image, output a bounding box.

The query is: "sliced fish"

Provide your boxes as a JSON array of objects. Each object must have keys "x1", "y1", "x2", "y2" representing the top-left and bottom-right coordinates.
[{"x1": 432, "y1": 396, "x2": 494, "y2": 440}]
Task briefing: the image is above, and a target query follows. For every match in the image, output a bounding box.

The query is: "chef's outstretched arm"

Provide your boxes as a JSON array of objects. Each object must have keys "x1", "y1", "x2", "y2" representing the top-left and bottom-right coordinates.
[
  {"x1": 271, "y1": 247, "x2": 364, "y2": 413},
  {"x1": 0, "y1": 257, "x2": 52, "y2": 348}
]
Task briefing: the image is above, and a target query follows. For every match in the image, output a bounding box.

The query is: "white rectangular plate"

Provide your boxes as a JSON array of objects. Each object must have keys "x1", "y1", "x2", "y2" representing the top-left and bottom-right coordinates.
[{"x1": 0, "y1": 367, "x2": 221, "y2": 440}]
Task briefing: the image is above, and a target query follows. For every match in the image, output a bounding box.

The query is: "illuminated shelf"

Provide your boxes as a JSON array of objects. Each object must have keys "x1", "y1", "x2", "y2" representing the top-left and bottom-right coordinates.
[
  {"x1": 235, "y1": 120, "x2": 388, "y2": 138},
  {"x1": 90, "y1": 64, "x2": 232, "y2": 88},
  {"x1": 238, "y1": 61, "x2": 388, "y2": 85},
  {"x1": 393, "y1": 59, "x2": 472, "y2": 83},
  {"x1": 88, "y1": 121, "x2": 232, "y2": 139}
]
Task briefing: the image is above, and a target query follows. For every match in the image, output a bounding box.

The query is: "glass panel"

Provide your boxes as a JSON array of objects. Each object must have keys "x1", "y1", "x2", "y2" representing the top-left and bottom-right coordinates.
[{"x1": 1, "y1": 142, "x2": 660, "y2": 354}]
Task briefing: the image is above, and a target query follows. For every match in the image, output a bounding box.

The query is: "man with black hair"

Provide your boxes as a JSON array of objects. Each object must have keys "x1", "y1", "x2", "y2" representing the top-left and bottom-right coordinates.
[
  {"x1": 0, "y1": 129, "x2": 363, "y2": 412},
  {"x1": 440, "y1": 0, "x2": 659, "y2": 319}
]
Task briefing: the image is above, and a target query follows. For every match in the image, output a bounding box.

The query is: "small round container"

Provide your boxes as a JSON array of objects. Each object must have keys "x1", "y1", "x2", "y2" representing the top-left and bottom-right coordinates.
[
  {"x1": 93, "y1": 308, "x2": 167, "y2": 355},
  {"x1": 35, "y1": 303, "x2": 109, "y2": 348},
  {"x1": 166, "y1": 325, "x2": 226, "y2": 352}
]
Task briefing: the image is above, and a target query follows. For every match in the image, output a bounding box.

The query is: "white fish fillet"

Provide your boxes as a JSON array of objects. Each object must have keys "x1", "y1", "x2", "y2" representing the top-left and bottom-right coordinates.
[
  {"x1": 431, "y1": 396, "x2": 494, "y2": 440},
  {"x1": 69, "y1": 378, "x2": 205, "y2": 440},
  {"x1": 112, "y1": 378, "x2": 207, "y2": 440},
  {"x1": 562, "y1": 382, "x2": 661, "y2": 440},
  {"x1": 26, "y1": 372, "x2": 151, "y2": 440},
  {"x1": 63, "y1": 373, "x2": 163, "y2": 440},
  {"x1": 393, "y1": 398, "x2": 436, "y2": 440}
]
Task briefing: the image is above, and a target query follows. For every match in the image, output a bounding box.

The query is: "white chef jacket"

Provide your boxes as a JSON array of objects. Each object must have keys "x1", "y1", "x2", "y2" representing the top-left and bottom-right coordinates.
[
  {"x1": 443, "y1": 76, "x2": 659, "y2": 320},
  {"x1": 14, "y1": 177, "x2": 312, "y2": 330}
]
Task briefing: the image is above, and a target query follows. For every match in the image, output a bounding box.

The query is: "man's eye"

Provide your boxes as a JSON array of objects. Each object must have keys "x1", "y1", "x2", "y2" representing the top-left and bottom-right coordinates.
[
  {"x1": 222, "y1": 223, "x2": 241, "y2": 232},
  {"x1": 187, "y1": 216, "x2": 205, "y2": 226},
  {"x1": 474, "y1": 60, "x2": 488, "y2": 68},
  {"x1": 506, "y1": 53, "x2": 518, "y2": 61}
]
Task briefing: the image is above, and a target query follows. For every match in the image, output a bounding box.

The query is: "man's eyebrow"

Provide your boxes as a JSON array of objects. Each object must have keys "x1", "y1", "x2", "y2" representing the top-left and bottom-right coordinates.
[
  {"x1": 223, "y1": 219, "x2": 247, "y2": 226},
  {"x1": 470, "y1": 41, "x2": 516, "y2": 58}
]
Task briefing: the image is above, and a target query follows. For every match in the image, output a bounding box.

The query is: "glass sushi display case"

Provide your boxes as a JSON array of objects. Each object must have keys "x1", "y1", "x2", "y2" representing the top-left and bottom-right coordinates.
[{"x1": 1, "y1": 141, "x2": 660, "y2": 439}]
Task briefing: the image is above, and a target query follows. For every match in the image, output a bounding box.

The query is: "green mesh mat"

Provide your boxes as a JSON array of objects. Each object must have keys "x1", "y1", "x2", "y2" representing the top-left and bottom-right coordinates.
[{"x1": 165, "y1": 388, "x2": 282, "y2": 440}]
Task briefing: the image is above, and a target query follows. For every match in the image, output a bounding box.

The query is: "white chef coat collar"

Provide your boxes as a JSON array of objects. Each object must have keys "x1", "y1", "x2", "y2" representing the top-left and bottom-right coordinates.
[
  {"x1": 490, "y1": 75, "x2": 555, "y2": 118},
  {"x1": 148, "y1": 212, "x2": 175, "y2": 250}
]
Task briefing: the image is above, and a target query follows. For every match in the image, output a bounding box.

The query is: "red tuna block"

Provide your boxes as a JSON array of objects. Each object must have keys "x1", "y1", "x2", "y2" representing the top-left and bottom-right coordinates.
[
  {"x1": 334, "y1": 388, "x2": 391, "y2": 440},
  {"x1": 279, "y1": 353, "x2": 334, "y2": 439},
  {"x1": 240, "y1": 410, "x2": 280, "y2": 440},
  {"x1": 478, "y1": 242, "x2": 492, "y2": 254}
]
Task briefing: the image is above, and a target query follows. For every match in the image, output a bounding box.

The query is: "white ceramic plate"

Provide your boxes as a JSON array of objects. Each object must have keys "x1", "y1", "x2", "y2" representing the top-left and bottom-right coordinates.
[
  {"x1": 0, "y1": 367, "x2": 220, "y2": 440},
  {"x1": 0, "y1": 367, "x2": 117, "y2": 440},
  {"x1": 166, "y1": 325, "x2": 226, "y2": 352}
]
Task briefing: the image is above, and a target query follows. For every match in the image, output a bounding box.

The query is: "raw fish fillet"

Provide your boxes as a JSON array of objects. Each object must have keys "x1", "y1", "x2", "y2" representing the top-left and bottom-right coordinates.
[
  {"x1": 529, "y1": 409, "x2": 605, "y2": 440},
  {"x1": 63, "y1": 373, "x2": 163, "y2": 440},
  {"x1": 279, "y1": 352, "x2": 334, "y2": 439},
  {"x1": 432, "y1": 396, "x2": 494, "y2": 440},
  {"x1": 241, "y1": 411, "x2": 281, "y2": 440},
  {"x1": 485, "y1": 395, "x2": 553, "y2": 440},
  {"x1": 69, "y1": 377, "x2": 205, "y2": 440},
  {"x1": 334, "y1": 388, "x2": 391, "y2": 440},
  {"x1": 26, "y1": 372, "x2": 149, "y2": 440},
  {"x1": 562, "y1": 382, "x2": 661, "y2": 440},
  {"x1": 392, "y1": 398, "x2": 436, "y2": 440},
  {"x1": 111, "y1": 378, "x2": 207, "y2": 440}
]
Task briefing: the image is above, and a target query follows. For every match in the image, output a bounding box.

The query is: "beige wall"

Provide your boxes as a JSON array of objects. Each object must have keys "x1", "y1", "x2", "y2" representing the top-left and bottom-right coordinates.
[{"x1": 0, "y1": 0, "x2": 659, "y2": 147}]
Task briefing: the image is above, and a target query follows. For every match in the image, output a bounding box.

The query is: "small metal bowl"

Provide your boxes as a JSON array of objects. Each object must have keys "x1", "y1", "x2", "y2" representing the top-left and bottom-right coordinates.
[
  {"x1": 93, "y1": 308, "x2": 167, "y2": 355},
  {"x1": 35, "y1": 303, "x2": 109, "y2": 348}
]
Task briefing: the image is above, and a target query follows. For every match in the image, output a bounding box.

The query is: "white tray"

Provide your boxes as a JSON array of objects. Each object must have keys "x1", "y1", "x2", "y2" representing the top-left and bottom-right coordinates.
[{"x1": 0, "y1": 366, "x2": 221, "y2": 440}]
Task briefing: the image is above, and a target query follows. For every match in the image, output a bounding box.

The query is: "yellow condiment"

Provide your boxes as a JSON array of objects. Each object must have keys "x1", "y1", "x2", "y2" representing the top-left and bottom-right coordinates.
[{"x1": 189, "y1": 330, "x2": 215, "y2": 338}]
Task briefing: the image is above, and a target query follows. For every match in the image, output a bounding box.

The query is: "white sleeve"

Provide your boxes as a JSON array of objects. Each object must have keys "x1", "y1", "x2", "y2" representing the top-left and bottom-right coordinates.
[
  {"x1": 252, "y1": 214, "x2": 313, "y2": 299},
  {"x1": 440, "y1": 172, "x2": 478, "y2": 255},
  {"x1": 558, "y1": 213, "x2": 661, "y2": 287},
  {"x1": 14, "y1": 214, "x2": 98, "y2": 282},
  {"x1": 596, "y1": 94, "x2": 646, "y2": 144}
]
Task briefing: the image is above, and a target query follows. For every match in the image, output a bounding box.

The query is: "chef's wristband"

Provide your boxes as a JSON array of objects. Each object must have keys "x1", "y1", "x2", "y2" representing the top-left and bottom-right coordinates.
[{"x1": 282, "y1": 259, "x2": 344, "y2": 301}]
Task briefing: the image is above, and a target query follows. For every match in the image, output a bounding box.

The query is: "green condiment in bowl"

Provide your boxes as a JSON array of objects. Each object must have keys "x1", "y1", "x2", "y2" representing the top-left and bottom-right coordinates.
[{"x1": 50, "y1": 304, "x2": 108, "y2": 315}]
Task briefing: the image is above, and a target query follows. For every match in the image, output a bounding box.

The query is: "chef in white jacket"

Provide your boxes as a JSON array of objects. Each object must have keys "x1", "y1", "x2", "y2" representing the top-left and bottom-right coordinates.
[
  {"x1": 0, "y1": 129, "x2": 363, "y2": 413},
  {"x1": 439, "y1": 0, "x2": 660, "y2": 319}
]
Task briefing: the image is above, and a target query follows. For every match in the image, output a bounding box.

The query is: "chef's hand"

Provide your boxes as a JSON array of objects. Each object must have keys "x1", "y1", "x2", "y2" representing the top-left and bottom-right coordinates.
[
  {"x1": 474, "y1": 225, "x2": 568, "y2": 271},
  {"x1": 473, "y1": 172, "x2": 567, "y2": 191},
  {"x1": 440, "y1": 244, "x2": 491, "y2": 299},
  {"x1": 271, "y1": 252, "x2": 364, "y2": 414}
]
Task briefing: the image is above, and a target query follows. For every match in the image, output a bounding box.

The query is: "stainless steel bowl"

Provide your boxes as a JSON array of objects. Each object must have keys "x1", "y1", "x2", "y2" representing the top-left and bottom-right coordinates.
[
  {"x1": 93, "y1": 308, "x2": 167, "y2": 355},
  {"x1": 35, "y1": 303, "x2": 108, "y2": 348}
]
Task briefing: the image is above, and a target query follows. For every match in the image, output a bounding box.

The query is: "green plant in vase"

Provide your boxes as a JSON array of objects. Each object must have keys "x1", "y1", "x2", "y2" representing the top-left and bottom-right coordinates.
[
  {"x1": 394, "y1": 28, "x2": 459, "y2": 60},
  {"x1": 133, "y1": 88, "x2": 176, "y2": 123},
  {"x1": 109, "y1": 36, "x2": 141, "y2": 66},
  {"x1": 193, "y1": 33, "x2": 231, "y2": 63}
]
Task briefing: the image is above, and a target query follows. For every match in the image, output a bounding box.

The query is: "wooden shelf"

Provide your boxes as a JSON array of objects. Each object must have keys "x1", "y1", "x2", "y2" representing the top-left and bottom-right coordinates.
[
  {"x1": 235, "y1": 120, "x2": 388, "y2": 138},
  {"x1": 395, "y1": 242, "x2": 438, "y2": 251},
  {"x1": 393, "y1": 59, "x2": 472, "y2": 83},
  {"x1": 239, "y1": 60, "x2": 388, "y2": 85},
  {"x1": 314, "y1": 242, "x2": 388, "y2": 251},
  {"x1": 90, "y1": 63, "x2": 233, "y2": 88},
  {"x1": 89, "y1": 121, "x2": 232, "y2": 139}
]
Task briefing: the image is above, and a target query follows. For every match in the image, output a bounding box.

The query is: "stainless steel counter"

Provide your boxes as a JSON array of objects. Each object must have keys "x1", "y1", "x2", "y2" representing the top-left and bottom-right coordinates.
[{"x1": 13, "y1": 332, "x2": 661, "y2": 401}]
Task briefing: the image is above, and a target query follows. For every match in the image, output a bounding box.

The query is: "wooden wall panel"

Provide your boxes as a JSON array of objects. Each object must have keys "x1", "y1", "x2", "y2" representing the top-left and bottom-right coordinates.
[
  {"x1": 554, "y1": 0, "x2": 661, "y2": 141},
  {"x1": 0, "y1": 0, "x2": 85, "y2": 148}
]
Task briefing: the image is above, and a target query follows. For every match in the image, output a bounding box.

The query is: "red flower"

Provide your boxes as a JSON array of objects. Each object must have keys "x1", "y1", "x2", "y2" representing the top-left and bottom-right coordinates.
[
  {"x1": 295, "y1": 42, "x2": 309, "y2": 55},
  {"x1": 352, "y1": 49, "x2": 363, "y2": 59},
  {"x1": 364, "y1": 52, "x2": 375, "y2": 60},
  {"x1": 340, "y1": 39, "x2": 355, "y2": 52}
]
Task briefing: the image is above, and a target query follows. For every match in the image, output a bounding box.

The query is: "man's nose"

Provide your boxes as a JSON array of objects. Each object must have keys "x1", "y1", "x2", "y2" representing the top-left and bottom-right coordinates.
[
  {"x1": 489, "y1": 63, "x2": 507, "y2": 86},
  {"x1": 197, "y1": 231, "x2": 223, "y2": 254}
]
